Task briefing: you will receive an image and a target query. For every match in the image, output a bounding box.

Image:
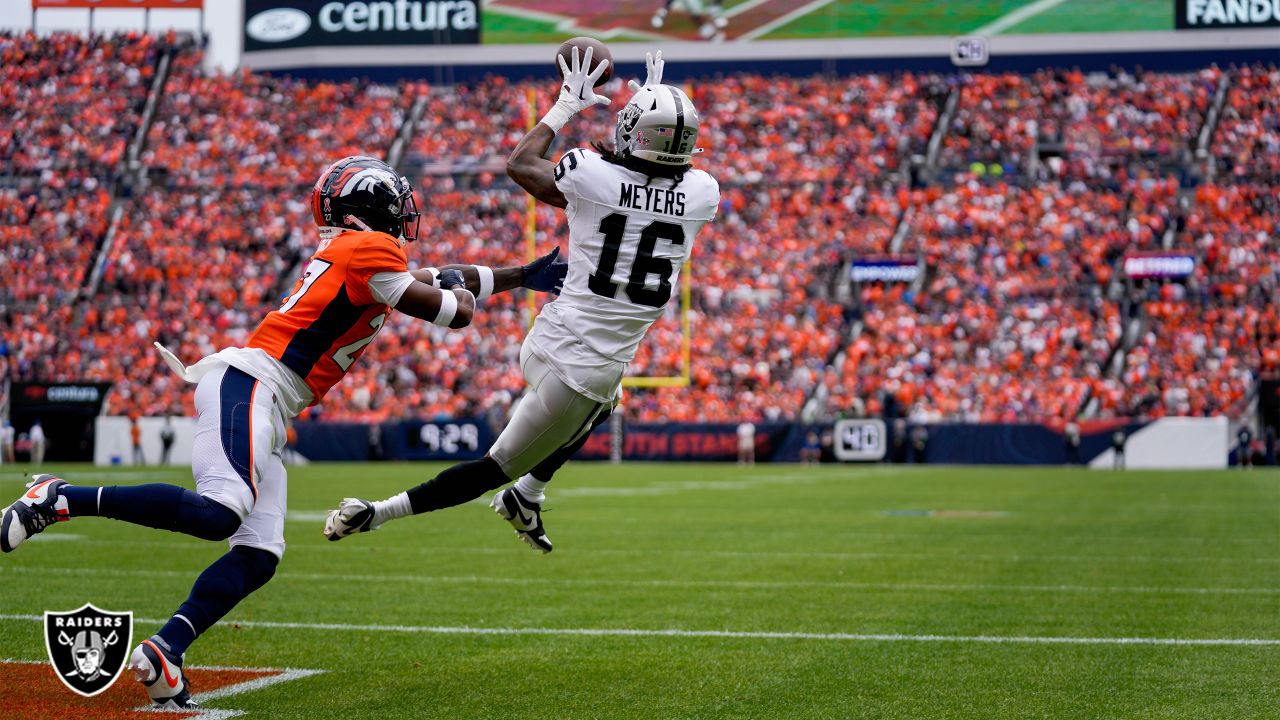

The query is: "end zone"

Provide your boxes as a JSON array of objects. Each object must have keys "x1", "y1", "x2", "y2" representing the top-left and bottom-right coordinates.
[{"x1": 0, "y1": 659, "x2": 322, "y2": 720}]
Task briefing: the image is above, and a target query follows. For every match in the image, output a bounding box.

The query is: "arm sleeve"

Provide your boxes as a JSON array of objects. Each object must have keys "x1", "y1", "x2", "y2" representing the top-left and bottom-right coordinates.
[
  {"x1": 348, "y1": 234, "x2": 410, "y2": 306},
  {"x1": 368, "y1": 271, "x2": 416, "y2": 307}
]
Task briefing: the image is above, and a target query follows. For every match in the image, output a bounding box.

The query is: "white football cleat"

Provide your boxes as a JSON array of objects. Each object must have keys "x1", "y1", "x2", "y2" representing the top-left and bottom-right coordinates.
[
  {"x1": 1, "y1": 474, "x2": 69, "y2": 553},
  {"x1": 323, "y1": 498, "x2": 377, "y2": 541},
  {"x1": 491, "y1": 487, "x2": 552, "y2": 554},
  {"x1": 129, "y1": 637, "x2": 196, "y2": 708}
]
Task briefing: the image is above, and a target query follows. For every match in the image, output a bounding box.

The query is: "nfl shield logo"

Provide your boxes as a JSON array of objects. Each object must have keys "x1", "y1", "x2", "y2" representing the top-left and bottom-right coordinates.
[{"x1": 44, "y1": 603, "x2": 133, "y2": 697}]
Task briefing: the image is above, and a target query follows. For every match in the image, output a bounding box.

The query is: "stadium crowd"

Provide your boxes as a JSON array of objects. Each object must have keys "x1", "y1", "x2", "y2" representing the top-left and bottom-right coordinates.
[
  {"x1": 943, "y1": 67, "x2": 1219, "y2": 180},
  {"x1": 0, "y1": 31, "x2": 165, "y2": 181},
  {"x1": 0, "y1": 32, "x2": 1275, "y2": 428}
]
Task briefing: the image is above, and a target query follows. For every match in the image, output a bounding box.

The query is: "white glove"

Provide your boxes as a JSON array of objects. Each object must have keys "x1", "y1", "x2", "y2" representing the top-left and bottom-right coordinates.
[
  {"x1": 628, "y1": 50, "x2": 664, "y2": 93},
  {"x1": 540, "y1": 45, "x2": 611, "y2": 133}
]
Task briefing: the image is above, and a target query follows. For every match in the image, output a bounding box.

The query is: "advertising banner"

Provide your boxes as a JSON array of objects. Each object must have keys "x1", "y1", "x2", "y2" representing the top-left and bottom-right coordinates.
[
  {"x1": 243, "y1": 0, "x2": 480, "y2": 53},
  {"x1": 1123, "y1": 254, "x2": 1196, "y2": 279},
  {"x1": 574, "y1": 422, "x2": 794, "y2": 462},
  {"x1": 1176, "y1": 0, "x2": 1280, "y2": 29},
  {"x1": 851, "y1": 257, "x2": 919, "y2": 283},
  {"x1": 11, "y1": 382, "x2": 112, "y2": 463}
]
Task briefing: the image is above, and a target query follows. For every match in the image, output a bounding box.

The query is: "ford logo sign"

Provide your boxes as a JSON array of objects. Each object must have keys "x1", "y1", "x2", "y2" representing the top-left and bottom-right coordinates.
[{"x1": 246, "y1": 8, "x2": 312, "y2": 43}]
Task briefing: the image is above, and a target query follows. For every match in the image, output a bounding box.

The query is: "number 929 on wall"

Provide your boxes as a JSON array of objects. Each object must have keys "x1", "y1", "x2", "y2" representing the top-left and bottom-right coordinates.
[
  {"x1": 401, "y1": 421, "x2": 485, "y2": 460},
  {"x1": 833, "y1": 419, "x2": 887, "y2": 462}
]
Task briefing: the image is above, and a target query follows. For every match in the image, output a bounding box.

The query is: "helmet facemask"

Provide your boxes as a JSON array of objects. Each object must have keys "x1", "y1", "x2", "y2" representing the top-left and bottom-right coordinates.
[
  {"x1": 312, "y1": 156, "x2": 421, "y2": 242},
  {"x1": 390, "y1": 182, "x2": 421, "y2": 243}
]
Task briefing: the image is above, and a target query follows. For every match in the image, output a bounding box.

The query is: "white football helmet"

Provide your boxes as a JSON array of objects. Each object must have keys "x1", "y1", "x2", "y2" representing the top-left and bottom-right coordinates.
[{"x1": 614, "y1": 84, "x2": 700, "y2": 167}]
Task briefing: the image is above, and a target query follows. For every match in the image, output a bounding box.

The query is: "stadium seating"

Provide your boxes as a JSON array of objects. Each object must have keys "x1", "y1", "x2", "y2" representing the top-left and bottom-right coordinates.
[
  {"x1": 943, "y1": 68, "x2": 1219, "y2": 179},
  {"x1": 1, "y1": 33, "x2": 1275, "y2": 426},
  {"x1": 0, "y1": 31, "x2": 164, "y2": 181}
]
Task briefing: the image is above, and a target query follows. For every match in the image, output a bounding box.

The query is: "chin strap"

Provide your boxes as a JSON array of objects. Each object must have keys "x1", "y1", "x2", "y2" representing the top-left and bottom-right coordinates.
[{"x1": 343, "y1": 214, "x2": 374, "y2": 232}]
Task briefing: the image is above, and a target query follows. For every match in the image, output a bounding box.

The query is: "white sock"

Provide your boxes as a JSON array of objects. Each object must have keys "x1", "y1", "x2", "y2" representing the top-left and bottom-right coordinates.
[
  {"x1": 372, "y1": 492, "x2": 413, "y2": 526},
  {"x1": 514, "y1": 474, "x2": 548, "y2": 503}
]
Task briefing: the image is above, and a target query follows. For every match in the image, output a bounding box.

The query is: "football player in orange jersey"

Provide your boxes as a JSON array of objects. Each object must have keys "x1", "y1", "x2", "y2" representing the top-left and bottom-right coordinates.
[{"x1": 0, "y1": 156, "x2": 567, "y2": 708}]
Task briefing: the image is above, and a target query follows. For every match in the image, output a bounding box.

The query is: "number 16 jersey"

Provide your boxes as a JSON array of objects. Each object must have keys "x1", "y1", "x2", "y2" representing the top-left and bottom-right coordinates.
[{"x1": 527, "y1": 148, "x2": 719, "y2": 402}]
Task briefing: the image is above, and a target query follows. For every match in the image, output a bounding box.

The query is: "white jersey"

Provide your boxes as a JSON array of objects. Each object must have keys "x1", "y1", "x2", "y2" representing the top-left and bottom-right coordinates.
[{"x1": 527, "y1": 148, "x2": 719, "y2": 402}]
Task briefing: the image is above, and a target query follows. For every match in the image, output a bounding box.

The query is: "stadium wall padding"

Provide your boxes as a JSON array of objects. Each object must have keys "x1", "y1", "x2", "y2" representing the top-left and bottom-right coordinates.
[
  {"x1": 287, "y1": 418, "x2": 1180, "y2": 466},
  {"x1": 1088, "y1": 417, "x2": 1230, "y2": 469},
  {"x1": 93, "y1": 417, "x2": 1232, "y2": 467},
  {"x1": 94, "y1": 416, "x2": 198, "y2": 466}
]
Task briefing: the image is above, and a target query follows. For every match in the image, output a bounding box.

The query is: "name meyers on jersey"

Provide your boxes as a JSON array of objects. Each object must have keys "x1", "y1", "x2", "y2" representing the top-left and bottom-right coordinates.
[{"x1": 618, "y1": 183, "x2": 687, "y2": 217}]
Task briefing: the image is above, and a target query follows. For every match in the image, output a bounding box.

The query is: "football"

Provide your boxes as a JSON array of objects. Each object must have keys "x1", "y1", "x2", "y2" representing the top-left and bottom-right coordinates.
[{"x1": 555, "y1": 36, "x2": 613, "y2": 87}]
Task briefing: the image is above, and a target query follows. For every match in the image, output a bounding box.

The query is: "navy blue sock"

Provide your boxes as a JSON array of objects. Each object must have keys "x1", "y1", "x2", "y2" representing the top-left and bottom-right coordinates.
[
  {"x1": 157, "y1": 546, "x2": 279, "y2": 657},
  {"x1": 59, "y1": 484, "x2": 242, "y2": 541},
  {"x1": 405, "y1": 457, "x2": 512, "y2": 514}
]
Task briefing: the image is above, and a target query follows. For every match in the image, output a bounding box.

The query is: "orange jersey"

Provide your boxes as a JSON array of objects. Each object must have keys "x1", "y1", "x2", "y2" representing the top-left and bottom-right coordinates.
[{"x1": 247, "y1": 230, "x2": 408, "y2": 405}]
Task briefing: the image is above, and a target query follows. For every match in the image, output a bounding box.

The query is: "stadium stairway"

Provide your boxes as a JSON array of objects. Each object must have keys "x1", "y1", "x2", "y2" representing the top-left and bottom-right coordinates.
[{"x1": 81, "y1": 38, "x2": 179, "y2": 301}]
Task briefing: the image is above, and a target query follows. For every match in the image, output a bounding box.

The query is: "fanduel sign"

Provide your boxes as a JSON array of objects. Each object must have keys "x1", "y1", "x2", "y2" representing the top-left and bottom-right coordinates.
[
  {"x1": 243, "y1": 0, "x2": 480, "y2": 51},
  {"x1": 1176, "y1": 0, "x2": 1280, "y2": 29}
]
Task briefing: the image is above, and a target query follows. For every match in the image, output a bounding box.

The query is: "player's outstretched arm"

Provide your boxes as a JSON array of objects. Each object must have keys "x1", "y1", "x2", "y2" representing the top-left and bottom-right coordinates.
[
  {"x1": 507, "y1": 124, "x2": 566, "y2": 208},
  {"x1": 394, "y1": 269, "x2": 474, "y2": 329},
  {"x1": 508, "y1": 45, "x2": 609, "y2": 208},
  {"x1": 410, "y1": 247, "x2": 567, "y2": 297}
]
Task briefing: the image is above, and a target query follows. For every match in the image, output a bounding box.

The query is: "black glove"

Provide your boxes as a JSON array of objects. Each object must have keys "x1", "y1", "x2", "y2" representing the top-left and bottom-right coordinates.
[
  {"x1": 438, "y1": 268, "x2": 466, "y2": 291},
  {"x1": 522, "y1": 247, "x2": 568, "y2": 295}
]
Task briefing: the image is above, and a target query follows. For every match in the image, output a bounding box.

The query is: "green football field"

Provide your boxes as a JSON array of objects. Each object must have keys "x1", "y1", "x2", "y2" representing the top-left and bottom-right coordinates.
[
  {"x1": 1, "y1": 463, "x2": 1277, "y2": 719},
  {"x1": 482, "y1": 0, "x2": 1173, "y2": 45}
]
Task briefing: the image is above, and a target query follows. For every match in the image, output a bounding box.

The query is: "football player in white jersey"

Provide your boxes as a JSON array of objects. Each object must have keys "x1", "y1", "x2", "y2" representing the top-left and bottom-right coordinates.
[{"x1": 324, "y1": 48, "x2": 719, "y2": 552}]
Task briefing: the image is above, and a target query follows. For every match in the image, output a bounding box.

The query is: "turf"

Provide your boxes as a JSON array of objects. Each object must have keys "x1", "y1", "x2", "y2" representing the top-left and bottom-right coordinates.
[
  {"x1": 481, "y1": 8, "x2": 659, "y2": 45},
  {"x1": 995, "y1": 0, "x2": 1172, "y2": 34},
  {"x1": 761, "y1": 0, "x2": 1031, "y2": 39},
  {"x1": 749, "y1": 0, "x2": 1172, "y2": 39},
  {"x1": 482, "y1": 1, "x2": 1170, "y2": 44},
  {"x1": 1, "y1": 463, "x2": 1277, "y2": 718}
]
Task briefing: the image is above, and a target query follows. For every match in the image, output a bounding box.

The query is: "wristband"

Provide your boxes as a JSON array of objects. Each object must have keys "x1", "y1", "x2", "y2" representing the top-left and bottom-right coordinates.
[
  {"x1": 539, "y1": 101, "x2": 574, "y2": 133},
  {"x1": 424, "y1": 267, "x2": 441, "y2": 288},
  {"x1": 432, "y1": 290, "x2": 458, "y2": 328},
  {"x1": 473, "y1": 265, "x2": 494, "y2": 301}
]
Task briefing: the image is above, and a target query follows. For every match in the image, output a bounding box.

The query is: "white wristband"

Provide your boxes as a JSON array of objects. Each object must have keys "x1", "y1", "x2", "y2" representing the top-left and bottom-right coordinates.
[
  {"x1": 539, "y1": 101, "x2": 574, "y2": 133},
  {"x1": 432, "y1": 290, "x2": 458, "y2": 327},
  {"x1": 424, "y1": 267, "x2": 441, "y2": 288},
  {"x1": 473, "y1": 265, "x2": 494, "y2": 301}
]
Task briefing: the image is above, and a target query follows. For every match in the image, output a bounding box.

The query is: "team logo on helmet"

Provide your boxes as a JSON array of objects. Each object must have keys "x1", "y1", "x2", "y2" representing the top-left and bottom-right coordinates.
[
  {"x1": 44, "y1": 603, "x2": 132, "y2": 697},
  {"x1": 340, "y1": 167, "x2": 399, "y2": 197}
]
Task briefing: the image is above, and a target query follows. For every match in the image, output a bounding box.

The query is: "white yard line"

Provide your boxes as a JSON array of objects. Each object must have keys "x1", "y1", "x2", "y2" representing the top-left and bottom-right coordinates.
[
  {"x1": 4, "y1": 565, "x2": 1275, "y2": 596},
  {"x1": 190, "y1": 667, "x2": 325, "y2": 704},
  {"x1": 0, "y1": 471, "x2": 186, "y2": 482},
  {"x1": 737, "y1": 0, "x2": 840, "y2": 41},
  {"x1": 0, "y1": 615, "x2": 1274, "y2": 647},
  {"x1": 972, "y1": 0, "x2": 1071, "y2": 36},
  {"x1": 53, "y1": 537, "x2": 1280, "y2": 564},
  {"x1": 723, "y1": 0, "x2": 780, "y2": 19}
]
